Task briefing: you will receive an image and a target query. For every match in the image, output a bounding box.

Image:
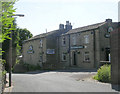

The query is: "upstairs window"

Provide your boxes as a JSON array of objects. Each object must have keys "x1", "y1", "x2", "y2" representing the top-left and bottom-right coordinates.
[
  {"x1": 84, "y1": 35, "x2": 89, "y2": 44},
  {"x1": 62, "y1": 37, "x2": 66, "y2": 46},
  {"x1": 72, "y1": 36, "x2": 76, "y2": 45},
  {"x1": 40, "y1": 39, "x2": 43, "y2": 47}
]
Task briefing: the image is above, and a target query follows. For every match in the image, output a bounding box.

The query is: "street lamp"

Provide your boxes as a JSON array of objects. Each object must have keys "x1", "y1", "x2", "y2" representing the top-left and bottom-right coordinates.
[{"x1": 9, "y1": 14, "x2": 24, "y2": 87}]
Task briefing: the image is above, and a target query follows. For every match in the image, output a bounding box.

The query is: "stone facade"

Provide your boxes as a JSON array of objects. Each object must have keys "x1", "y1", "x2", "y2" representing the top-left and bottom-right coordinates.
[
  {"x1": 22, "y1": 21, "x2": 72, "y2": 69},
  {"x1": 22, "y1": 19, "x2": 118, "y2": 69},
  {"x1": 59, "y1": 19, "x2": 118, "y2": 69}
]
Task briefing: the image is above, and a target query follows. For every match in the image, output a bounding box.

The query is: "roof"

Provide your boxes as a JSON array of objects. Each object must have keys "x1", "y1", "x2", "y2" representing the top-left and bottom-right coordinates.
[
  {"x1": 65, "y1": 22, "x2": 106, "y2": 34},
  {"x1": 23, "y1": 29, "x2": 66, "y2": 43}
]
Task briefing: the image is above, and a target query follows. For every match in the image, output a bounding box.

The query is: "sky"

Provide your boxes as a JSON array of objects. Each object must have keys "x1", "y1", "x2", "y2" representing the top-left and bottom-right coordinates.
[{"x1": 14, "y1": 0, "x2": 119, "y2": 36}]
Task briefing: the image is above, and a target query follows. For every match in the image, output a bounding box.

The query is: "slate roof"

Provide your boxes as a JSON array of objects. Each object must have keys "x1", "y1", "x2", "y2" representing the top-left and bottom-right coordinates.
[
  {"x1": 65, "y1": 22, "x2": 106, "y2": 34},
  {"x1": 24, "y1": 29, "x2": 65, "y2": 42},
  {"x1": 24, "y1": 30, "x2": 59, "y2": 42}
]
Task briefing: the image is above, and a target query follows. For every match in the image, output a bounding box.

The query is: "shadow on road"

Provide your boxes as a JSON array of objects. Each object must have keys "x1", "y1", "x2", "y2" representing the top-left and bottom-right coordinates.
[{"x1": 12, "y1": 68, "x2": 97, "y2": 74}]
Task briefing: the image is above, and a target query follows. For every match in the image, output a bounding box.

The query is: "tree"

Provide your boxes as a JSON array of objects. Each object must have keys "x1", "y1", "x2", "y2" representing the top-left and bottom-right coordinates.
[
  {"x1": 1, "y1": 1, "x2": 18, "y2": 71},
  {"x1": 16, "y1": 28, "x2": 33, "y2": 53},
  {"x1": 0, "y1": 0, "x2": 16, "y2": 92}
]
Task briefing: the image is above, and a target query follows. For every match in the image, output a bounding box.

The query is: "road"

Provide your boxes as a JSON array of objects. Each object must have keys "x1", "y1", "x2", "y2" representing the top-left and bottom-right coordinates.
[{"x1": 5, "y1": 70, "x2": 118, "y2": 92}]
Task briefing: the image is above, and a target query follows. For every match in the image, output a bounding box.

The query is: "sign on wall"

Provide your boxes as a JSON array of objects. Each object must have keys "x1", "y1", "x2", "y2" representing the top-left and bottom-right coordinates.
[
  {"x1": 46, "y1": 49, "x2": 55, "y2": 54},
  {"x1": 71, "y1": 46, "x2": 84, "y2": 49},
  {"x1": 27, "y1": 45, "x2": 34, "y2": 54}
]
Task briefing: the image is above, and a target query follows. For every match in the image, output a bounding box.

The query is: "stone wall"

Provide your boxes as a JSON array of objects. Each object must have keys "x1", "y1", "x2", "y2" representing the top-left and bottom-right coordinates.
[
  {"x1": 22, "y1": 37, "x2": 46, "y2": 67},
  {"x1": 111, "y1": 27, "x2": 120, "y2": 90},
  {"x1": 0, "y1": 62, "x2": 2, "y2": 94},
  {"x1": 0, "y1": 62, "x2": 5, "y2": 94}
]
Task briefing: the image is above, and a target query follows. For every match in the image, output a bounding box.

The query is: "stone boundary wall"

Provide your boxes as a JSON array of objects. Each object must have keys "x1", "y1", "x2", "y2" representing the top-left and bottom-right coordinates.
[{"x1": 110, "y1": 26, "x2": 120, "y2": 91}]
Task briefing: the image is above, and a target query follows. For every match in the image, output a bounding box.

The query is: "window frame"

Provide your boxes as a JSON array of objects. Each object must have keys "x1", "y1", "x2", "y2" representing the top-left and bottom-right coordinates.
[
  {"x1": 84, "y1": 35, "x2": 89, "y2": 44},
  {"x1": 72, "y1": 36, "x2": 76, "y2": 45},
  {"x1": 40, "y1": 39, "x2": 43, "y2": 47},
  {"x1": 39, "y1": 55, "x2": 42, "y2": 62},
  {"x1": 62, "y1": 53, "x2": 67, "y2": 61},
  {"x1": 84, "y1": 52, "x2": 90, "y2": 62},
  {"x1": 62, "y1": 37, "x2": 66, "y2": 46}
]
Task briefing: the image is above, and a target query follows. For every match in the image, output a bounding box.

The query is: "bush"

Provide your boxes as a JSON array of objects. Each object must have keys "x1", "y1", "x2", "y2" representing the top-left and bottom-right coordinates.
[
  {"x1": 94, "y1": 64, "x2": 111, "y2": 83},
  {"x1": 23, "y1": 63, "x2": 41, "y2": 71}
]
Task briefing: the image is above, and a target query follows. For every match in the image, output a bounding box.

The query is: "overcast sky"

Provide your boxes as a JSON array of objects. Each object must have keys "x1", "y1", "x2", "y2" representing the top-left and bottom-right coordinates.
[{"x1": 14, "y1": 0, "x2": 119, "y2": 36}]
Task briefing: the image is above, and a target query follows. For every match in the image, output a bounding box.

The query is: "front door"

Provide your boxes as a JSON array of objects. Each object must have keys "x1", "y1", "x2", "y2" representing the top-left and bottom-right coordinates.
[
  {"x1": 105, "y1": 48, "x2": 110, "y2": 61},
  {"x1": 72, "y1": 51, "x2": 77, "y2": 66}
]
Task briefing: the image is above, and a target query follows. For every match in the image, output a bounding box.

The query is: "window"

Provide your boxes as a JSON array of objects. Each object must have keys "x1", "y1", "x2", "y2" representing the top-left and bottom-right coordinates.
[
  {"x1": 72, "y1": 36, "x2": 76, "y2": 45},
  {"x1": 40, "y1": 39, "x2": 43, "y2": 47},
  {"x1": 29, "y1": 45, "x2": 33, "y2": 51},
  {"x1": 40, "y1": 56, "x2": 42, "y2": 62},
  {"x1": 84, "y1": 35, "x2": 89, "y2": 44},
  {"x1": 84, "y1": 52, "x2": 90, "y2": 62},
  {"x1": 62, "y1": 37, "x2": 66, "y2": 46},
  {"x1": 62, "y1": 53, "x2": 67, "y2": 61}
]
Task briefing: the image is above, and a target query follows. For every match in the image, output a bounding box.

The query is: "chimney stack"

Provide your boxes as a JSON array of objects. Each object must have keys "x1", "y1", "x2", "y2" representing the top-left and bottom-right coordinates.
[
  {"x1": 59, "y1": 24, "x2": 64, "y2": 30},
  {"x1": 106, "y1": 19, "x2": 112, "y2": 24},
  {"x1": 65, "y1": 21, "x2": 72, "y2": 31}
]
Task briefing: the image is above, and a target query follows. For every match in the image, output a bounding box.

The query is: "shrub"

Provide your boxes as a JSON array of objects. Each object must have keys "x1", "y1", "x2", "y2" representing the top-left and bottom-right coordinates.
[
  {"x1": 23, "y1": 63, "x2": 41, "y2": 71},
  {"x1": 94, "y1": 64, "x2": 111, "y2": 83}
]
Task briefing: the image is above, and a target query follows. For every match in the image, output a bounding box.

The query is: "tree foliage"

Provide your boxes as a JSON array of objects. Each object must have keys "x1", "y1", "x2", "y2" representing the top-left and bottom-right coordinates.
[
  {"x1": 16, "y1": 28, "x2": 33, "y2": 53},
  {"x1": 0, "y1": 1, "x2": 16, "y2": 55},
  {"x1": 0, "y1": 1, "x2": 17, "y2": 72}
]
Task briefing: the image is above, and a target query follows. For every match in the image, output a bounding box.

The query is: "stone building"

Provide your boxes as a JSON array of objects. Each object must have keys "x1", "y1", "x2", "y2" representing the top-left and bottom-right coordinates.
[
  {"x1": 22, "y1": 21, "x2": 72, "y2": 69},
  {"x1": 59, "y1": 19, "x2": 118, "y2": 69}
]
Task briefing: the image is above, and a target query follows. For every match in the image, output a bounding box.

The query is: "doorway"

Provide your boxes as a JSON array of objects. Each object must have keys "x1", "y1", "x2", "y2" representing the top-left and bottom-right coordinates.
[
  {"x1": 73, "y1": 51, "x2": 77, "y2": 65},
  {"x1": 105, "y1": 48, "x2": 110, "y2": 61}
]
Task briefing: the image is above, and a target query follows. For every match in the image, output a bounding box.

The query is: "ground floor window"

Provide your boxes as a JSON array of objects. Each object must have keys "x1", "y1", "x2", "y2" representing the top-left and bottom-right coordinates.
[
  {"x1": 40, "y1": 56, "x2": 42, "y2": 62},
  {"x1": 62, "y1": 53, "x2": 67, "y2": 61},
  {"x1": 84, "y1": 52, "x2": 90, "y2": 62}
]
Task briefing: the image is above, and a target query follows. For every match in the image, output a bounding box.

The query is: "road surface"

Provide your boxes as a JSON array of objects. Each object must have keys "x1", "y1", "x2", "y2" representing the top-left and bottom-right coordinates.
[{"x1": 5, "y1": 70, "x2": 118, "y2": 92}]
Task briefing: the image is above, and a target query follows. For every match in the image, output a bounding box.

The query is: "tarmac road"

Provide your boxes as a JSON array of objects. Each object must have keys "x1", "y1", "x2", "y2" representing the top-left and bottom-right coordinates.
[{"x1": 5, "y1": 70, "x2": 118, "y2": 92}]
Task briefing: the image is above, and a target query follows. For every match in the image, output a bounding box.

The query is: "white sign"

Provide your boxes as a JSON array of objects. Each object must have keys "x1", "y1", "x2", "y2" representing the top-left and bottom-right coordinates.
[
  {"x1": 47, "y1": 49, "x2": 55, "y2": 54},
  {"x1": 71, "y1": 46, "x2": 84, "y2": 49}
]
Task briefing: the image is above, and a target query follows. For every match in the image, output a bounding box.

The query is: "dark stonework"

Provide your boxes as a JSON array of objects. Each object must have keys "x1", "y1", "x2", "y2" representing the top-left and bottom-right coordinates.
[{"x1": 110, "y1": 23, "x2": 120, "y2": 91}]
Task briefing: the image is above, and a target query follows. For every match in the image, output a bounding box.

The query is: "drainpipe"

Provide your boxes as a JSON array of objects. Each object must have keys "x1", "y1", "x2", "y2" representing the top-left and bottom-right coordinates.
[
  {"x1": 68, "y1": 34, "x2": 71, "y2": 67},
  {"x1": 93, "y1": 29, "x2": 96, "y2": 68}
]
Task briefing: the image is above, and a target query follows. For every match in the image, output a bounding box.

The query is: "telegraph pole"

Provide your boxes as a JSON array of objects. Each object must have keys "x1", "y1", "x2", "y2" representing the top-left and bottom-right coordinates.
[{"x1": 8, "y1": 14, "x2": 24, "y2": 87}]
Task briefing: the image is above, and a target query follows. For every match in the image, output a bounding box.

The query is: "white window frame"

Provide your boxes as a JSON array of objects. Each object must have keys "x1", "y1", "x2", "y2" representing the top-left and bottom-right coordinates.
[
  {"x1": 72, "y1": 36, "x2": 76, "y2": 45},
  {"x1": 84, "y1": 52, "x2": 90, "y2": 62},
  {"x1": 40, "y1": 39, "x2": 43, "y2": 47},
  {"x1": 84, "y1": 35, "x2": 89, "y2": 44}
]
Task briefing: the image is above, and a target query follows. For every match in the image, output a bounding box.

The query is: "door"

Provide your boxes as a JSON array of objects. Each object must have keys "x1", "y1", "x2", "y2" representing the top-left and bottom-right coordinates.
[
  {"x1": 72, "y1": 51, "x2": 77, "y2": 66},
  {"x1": 105, "y1": 48, "x2": 110, "y2": 61}
]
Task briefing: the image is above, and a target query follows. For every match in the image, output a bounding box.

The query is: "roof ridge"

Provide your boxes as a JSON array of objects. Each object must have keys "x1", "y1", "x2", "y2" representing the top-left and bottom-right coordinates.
[
  {"x1": 66, "y1": 22, "x2": 106, "y2": 34},
  {"x1": 72, "y1": 22, "x2": 106, "y2": 31}
]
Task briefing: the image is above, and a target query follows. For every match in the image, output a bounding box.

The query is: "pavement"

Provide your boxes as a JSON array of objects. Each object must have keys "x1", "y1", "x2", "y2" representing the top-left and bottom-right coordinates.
[{"x1": 3, "y1": 69, "x2": 119, "y2": 92}]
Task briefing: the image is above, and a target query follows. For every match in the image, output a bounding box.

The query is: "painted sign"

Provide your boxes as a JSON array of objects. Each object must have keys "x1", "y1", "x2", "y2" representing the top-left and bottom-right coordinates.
[
  {"x1": 27, "y1": 45, "x2": 34, "y2": 54},
  {"x1": 71, "y1": 46, "x2": 84, "y2": 49},
  {"x1": 108, "y1": 27, "x2": 113, "y2": 32},
  {"x1": 104, "y1": 34, "x2": 110, "y2": 38},
  {"x1": 47, "y1": 49, "x2": 55, "y2": 54}
]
